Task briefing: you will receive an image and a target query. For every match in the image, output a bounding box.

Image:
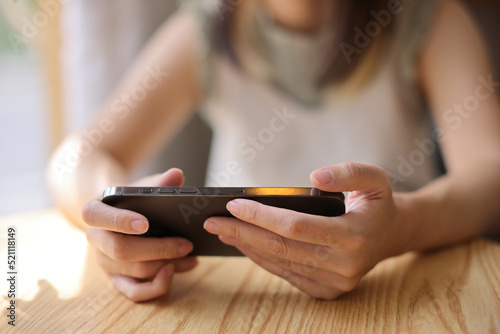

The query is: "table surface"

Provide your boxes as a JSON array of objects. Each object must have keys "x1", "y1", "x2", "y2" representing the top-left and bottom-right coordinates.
[{"x1": 0, "y1": 210, "x2": 499, "y2": 333}]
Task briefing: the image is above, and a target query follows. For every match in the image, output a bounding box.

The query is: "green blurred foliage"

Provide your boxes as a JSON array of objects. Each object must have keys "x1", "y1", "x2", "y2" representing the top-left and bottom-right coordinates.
[
  {"x1": 0, "y1": 10, "x2": 12, "y2": 51},
  {"x1": 0, "y1": 0, "x2": 38, "y2": 53}
]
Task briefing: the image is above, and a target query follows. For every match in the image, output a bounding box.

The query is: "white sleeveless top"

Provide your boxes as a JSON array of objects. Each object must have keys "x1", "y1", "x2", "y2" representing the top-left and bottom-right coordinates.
[{"x1": 185, "y1": 0, "x2": 443, "y2": 192}]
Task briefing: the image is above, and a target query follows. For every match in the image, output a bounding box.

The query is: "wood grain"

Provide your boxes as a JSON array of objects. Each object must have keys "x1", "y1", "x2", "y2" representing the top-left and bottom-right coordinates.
[{"x1": 0, "y1": 210, "x2": 499, "y2": 333}]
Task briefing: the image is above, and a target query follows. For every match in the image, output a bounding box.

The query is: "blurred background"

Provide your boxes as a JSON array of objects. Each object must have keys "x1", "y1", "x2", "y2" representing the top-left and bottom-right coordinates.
[{"x1": 0, "y1": 0, "x2": 498, "y2": 216}]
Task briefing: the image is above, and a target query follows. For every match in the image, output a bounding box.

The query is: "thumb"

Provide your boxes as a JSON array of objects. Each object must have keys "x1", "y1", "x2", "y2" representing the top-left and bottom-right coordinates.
[
  {"x1": 132, "y1": 168, "x2": 185, "y2": 187},
  {"x1": 155, "y1": 168, "x2": 185, "y2": 187},
  {"x1": 310, "y1": 162, "x2": 391, "y2": 194}
]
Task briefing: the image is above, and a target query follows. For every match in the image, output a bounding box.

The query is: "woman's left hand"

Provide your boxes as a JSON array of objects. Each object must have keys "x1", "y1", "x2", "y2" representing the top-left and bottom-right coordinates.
[{"x1": 204, "y1": 162, "x2": 411, "y2": 300}]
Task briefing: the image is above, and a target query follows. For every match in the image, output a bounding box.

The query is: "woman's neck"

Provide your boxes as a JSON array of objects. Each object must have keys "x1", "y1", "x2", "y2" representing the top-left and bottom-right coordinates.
[{"x1": 261, "y1": 0, "x2": 334, "y2": 33}]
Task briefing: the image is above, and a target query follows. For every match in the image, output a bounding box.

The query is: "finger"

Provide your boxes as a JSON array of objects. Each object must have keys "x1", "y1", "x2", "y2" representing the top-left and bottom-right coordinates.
[
  {"x1": 167, "y1": 257, "x2": 198, "y2": 273},
  {"x1": 86, "y1": 228, "x2": 193, "y2": 262},
  {"x1": 310, "y1": 162, "x2": 392, "y2": 195},
  {"x1": 238, "y1": 247, "x2": 343, "y2": 300},
  {"x1": 217, "y1": 236, "x2": 358, "y2": 293},
  {"x1": 205, "y1": 217, "x2": 341, "y2": 271},
  {"x1": 82, "y1": 199, "x2": 149, "y2": 234},
  {"x1": 96, "y1": 251, "x2": 198, "y2": 279},
  {"x1": 207, "y1": 217, "x2": 358, "y2": 290},
  {"x1": 224, "y1": 199, "x2": 345, "y2": 246},
  {"x1": 131, "y1": 168, "x2": 185, "y2": 187},
  {"x1": 110, "y1": 264, "x2": 174, "y2": 302},
  {"x1": 85, "y1": 168, "x2": 186, "y2": 233}
]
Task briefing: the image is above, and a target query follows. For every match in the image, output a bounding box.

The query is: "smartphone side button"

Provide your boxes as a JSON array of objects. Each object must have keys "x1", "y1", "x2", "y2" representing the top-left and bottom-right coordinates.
[
  {"x1": 123, "y1": 188, "x2": 141, "y2": 194},
  {"x1": 140, "y1": 188, "x2": 153, "y2": 194},
  {"x1": 158, "y1": 188, "x2": 176, "y2": 193}
]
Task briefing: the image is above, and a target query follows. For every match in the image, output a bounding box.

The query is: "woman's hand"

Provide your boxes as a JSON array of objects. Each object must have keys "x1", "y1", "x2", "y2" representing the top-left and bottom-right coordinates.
[
  {"x1": 83, "y1": 168, "x2": 198, "y2": 302},
  {"x1": 204, "y1": 162, "x2": 411, "y2": 300}
]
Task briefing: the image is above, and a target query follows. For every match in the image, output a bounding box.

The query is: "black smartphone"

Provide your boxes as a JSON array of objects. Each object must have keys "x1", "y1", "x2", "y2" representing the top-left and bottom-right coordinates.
[{"x1": 102, "y1": 187, "x2": 345, "y2": 256}]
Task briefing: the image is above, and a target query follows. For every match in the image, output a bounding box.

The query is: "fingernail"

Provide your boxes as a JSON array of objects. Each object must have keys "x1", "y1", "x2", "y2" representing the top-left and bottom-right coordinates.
[
  {"x1": 130, "y1": 219, "x2": 148, "y2": 233},
  {"x1": 204, "y1": 220, "x2": 220, "y2": 234},
  {"x1": 312, "y1": 169, "x2": 333, "y2": 184},
  {"x1": 178, "y1": 242, "x2": 193, "y2": 255},
  {"x1": 227, "y1": 200, "x2": 241, "y2": 215}
]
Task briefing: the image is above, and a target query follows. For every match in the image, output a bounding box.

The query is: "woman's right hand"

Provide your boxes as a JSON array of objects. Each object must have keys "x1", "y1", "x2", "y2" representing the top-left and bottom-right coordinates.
[{"x1": 82, "y1": 168, "x2": 198, "y2": 302}]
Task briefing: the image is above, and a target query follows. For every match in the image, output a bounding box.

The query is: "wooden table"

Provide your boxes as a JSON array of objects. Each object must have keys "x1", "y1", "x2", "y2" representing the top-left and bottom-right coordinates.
[{"x1": 0, "y1": 210, "x2": 499, "y2": 333}]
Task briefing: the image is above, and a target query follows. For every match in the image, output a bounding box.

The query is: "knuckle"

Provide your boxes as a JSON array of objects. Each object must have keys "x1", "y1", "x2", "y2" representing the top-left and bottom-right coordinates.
[
  {"x1": 340, "y1": 258, "x2": 366, "y2": 279},
  {"x1": 322, "y1": 229, "x2": 341, "y2": 246},
  {"x1": 156, "y1": 241, "x2": 177, "y2": 259},
  {"x1": 127, "y1": 289, "x2": 143, "y2": 303},
  {"x1": 275, "y1": 256, "x2": 294, "y2": 270},
  {"x1": 267, "y1": 234, "x2": 290, "y2": 258},
  {"x1": 342, "y1": 277, "x2": 360, "y2": 292},
  {"x1": 244, "y1": 204, "x2": 260, "y2": 222},
  {"x1": 369, "y1": 163, "x2": 393, "y2": 192},
  {"x1": 283, "y1": 215, "x2": 307, "y2": 238},
  {"x1": 228, "y1": 223, "x2": 242, "y2": 240},
  {"x1": 340, "y1": 162, "x2": 363, "y2": 184}
]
